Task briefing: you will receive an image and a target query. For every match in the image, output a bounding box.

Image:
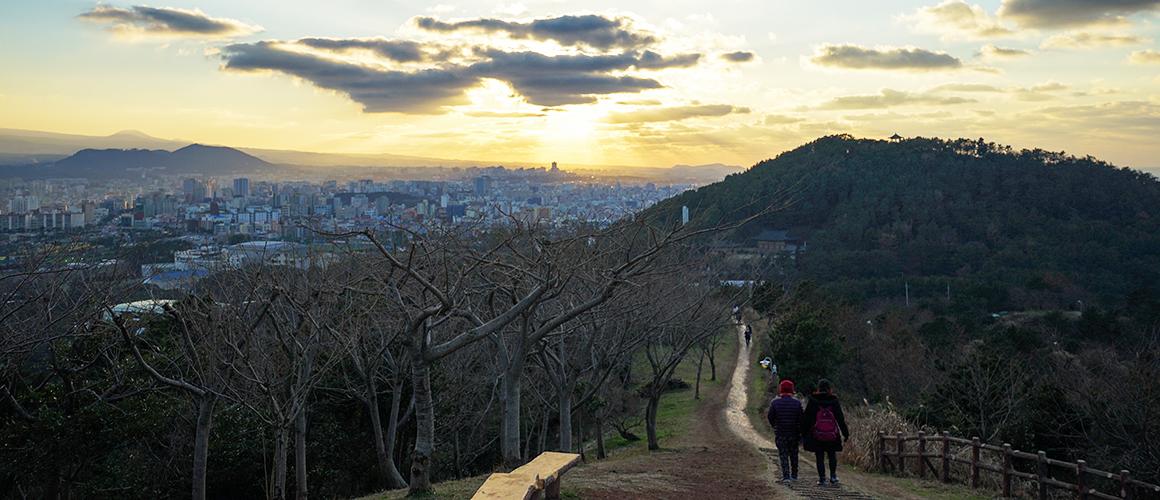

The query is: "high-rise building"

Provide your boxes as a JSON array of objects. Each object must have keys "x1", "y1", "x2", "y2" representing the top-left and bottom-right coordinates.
[
  {"x1": 473, "y1": 176, "x2": 491, "y2": 197},
  {"x1": 183, "y1": 178, "x2": 207, "y2": 203},
  {"x1": 233, "y1": 178, "x2": 250, "y2": 198}
]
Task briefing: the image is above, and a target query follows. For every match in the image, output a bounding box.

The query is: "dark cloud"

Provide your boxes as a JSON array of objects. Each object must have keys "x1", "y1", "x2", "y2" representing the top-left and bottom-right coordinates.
[
  {"x1": 79, "y1": 5, "x2": 260, "y2": 37},
  {"x1": 636, "y1": 51, "x2": 702, "y2": 69},
  {"x1": 220, "y1": 42, "x2": 477, "y2": 113},
  {"x1": 999, "y1": 0, "x2": 1160, "y2": 28},
  {"x1": 415, "y1": 14, "x2": 657, "y2": 50},
  {"x1": 978, "y1": 45, "x2": 1031, "y2": 59},
  {"x1": 810, "y1": 44, "x2": 963, "y2": 71},
  {"x1": 219, "y1": 43, "x2": 697, "y2": 111},
  {"x1": 297, "y1": 38, "x2": 428, "y2": 63},
  {"x1": 721, "y1": 51, "x2": 756, "y2": 63},
  {"x1": 818, "y1": 89, "x2": 976, "y2": 109},
  {"x1": 605, "y1": 104, "x2": 749, "y2": 123}
]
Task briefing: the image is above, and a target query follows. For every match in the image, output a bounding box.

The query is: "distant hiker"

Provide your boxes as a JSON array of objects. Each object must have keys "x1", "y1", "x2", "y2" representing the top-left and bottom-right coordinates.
[
  {"x1": 732, "y1": 304, "x2": 741, "y2": 323},
  {"x1": 801, "y1": 378, "x2": 850, "y2": 486},
  {"x1": 766, "y1": 379, "x2": 802, "y2": 482},
  {"x1": 744, "y1": 324, "x2": 752, "y2": 347}
]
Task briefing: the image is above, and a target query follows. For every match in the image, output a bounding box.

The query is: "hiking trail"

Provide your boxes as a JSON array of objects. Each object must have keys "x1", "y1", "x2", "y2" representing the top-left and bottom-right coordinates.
[{"x1": 726, "y1": 323, "x2": 879, "y2": 500}]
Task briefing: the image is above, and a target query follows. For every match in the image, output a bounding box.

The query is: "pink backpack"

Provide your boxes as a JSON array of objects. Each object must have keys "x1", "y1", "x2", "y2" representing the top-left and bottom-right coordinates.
[{"x1": 813, "y1": 406, "x2": 840, "y2": 442}]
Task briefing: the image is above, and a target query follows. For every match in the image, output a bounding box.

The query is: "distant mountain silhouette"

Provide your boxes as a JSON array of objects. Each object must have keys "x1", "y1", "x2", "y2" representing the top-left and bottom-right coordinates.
[{"x1": 2, "y1": 144, "x2": 272, "y2": 179}]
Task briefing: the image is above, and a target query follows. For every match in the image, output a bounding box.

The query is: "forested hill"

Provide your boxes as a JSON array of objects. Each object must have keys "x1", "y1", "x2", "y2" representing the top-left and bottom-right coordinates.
[{"x1": 652, "y1": 135, "x2": 1160, "y2": 309}]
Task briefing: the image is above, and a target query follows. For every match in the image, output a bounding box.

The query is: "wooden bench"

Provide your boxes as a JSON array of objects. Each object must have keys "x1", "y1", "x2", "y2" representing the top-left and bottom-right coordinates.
[{"x1": 471, "y1": 452, "x2": 581, "y2": 500}]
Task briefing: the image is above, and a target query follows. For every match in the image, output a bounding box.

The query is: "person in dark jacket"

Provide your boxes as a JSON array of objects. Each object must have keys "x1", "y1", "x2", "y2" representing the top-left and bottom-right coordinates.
[
  {"x1": 766, "y1": 379, "x2": 802, "y2": 481},
  {"x1": 800, "y1": 379, "x2": 850, "y2": 486}
]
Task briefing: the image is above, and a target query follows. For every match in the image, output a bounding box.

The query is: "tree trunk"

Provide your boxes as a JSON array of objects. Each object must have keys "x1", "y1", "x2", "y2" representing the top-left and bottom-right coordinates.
[
  {"x1": 707, "y1": 348, "x2": 717, "y2": 382},
  {"x1": 499, "y1": 362, "x2": 524, "y2": 469},
  {"x1": 294, "y1": 411, "x2": 308, "y2": 500},
  {"x1": 576, "y1": 409, "x2": 585, "y2": 462},
  {"x1": 595, "y1": 416, "x2": 606, "y2": 460},
  {"x1": 408, "y1": 358, "x2": 435, "y2": 496},
  {"x1": 694, "y1": 350, "x2": 704, "y2": 400},
  {"x1": 366, "y1": 391, "x2": 390, "y2": 489},
  {"x1": 383, "y1": 381, "x2": 407, "y2": 488},
  {"x1": 192, "y1": 396, "x2": 216, "y2": 500},
  {"x1": 273, "y1": 425, "x2": 289, "y2": 500},
  {"x1": 645, "y1": 395, "x2": 660, "y2": 451},
  {"x1": 557, "y1": 386, "x2": 573, "y2": 452}
]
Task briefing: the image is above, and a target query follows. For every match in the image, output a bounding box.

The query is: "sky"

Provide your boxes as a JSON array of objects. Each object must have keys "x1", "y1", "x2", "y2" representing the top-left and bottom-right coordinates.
[{"x1": 1, "y1": 0, "x2": 1158, "y2": 169}]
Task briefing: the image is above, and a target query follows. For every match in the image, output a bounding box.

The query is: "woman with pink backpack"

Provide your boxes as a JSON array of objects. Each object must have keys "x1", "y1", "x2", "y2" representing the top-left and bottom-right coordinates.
[{"x1": 800, "y1": 378, "x2": 850, "y2": 486}]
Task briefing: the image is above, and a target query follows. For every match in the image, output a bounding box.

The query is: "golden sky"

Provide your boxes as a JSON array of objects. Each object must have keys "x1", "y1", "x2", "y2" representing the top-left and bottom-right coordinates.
[{"x1": 1, "y1": 1, "x2": 1159, "y2": 169}]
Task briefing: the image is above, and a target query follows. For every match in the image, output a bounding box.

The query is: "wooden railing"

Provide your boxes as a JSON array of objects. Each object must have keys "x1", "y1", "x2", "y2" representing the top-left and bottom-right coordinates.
[{"x1": 876, "y1": 431, "x2": 1160, "y2": 499}]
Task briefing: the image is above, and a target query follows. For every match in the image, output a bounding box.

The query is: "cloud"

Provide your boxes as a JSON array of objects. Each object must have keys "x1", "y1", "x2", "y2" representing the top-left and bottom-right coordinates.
[
  {"x1": 817, "y1": 89, "x2": 976, "y2": 109},
  {"x1": 1015, "y1": 81, "x2": 1069, "y2": 101},
  {"x1": 721, "y1": 51, "x2": 755, "y2": 63},
  {"x1": 1129, "y1": 49, "x2": 1160, "y2": 64},
  {"x1": 414, "y1": 14, "x2": 657, "y2": 50},
  {"x1": 78, "y1": 5, "x2": 260, "y2": 38},
  {"x1": 1041, "y1": 32, "x2": 1150, "y2": 49},
  {"x1": 905, "y1": 1, "x2": 1014, "y2": 39},
  {"x1": 605, "y1": 104, "x2": 749, "y2": 123},
  {"x1": 978, "y1": 44, "x2": 1032, "y2": 59},
  {"x1": 297, "y1": 38, "x2": 430, "y2": 63},
  {"x1": 465, "y1": 50, "x2": 672, "y2": 106},
  {"x1": 809, "y1": 44, "x2": 963, "y2": 71},
  {"x1": 931, "y1": 83, "x2": 1006, "y2": 92},
  {"x1": 219, "y1": 41, "x2": 701, "y2": 110},
  {"x1": 998, "y1": 0, "x2": 1160, "y2": 28},
  {"x1": 220, "y1": 42, "x2": 477, "y2": 113}
]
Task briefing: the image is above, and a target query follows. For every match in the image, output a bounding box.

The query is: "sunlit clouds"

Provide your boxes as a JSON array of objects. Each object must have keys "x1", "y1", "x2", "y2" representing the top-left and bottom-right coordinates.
[{"x1": 0, "y1": 1, "x2": 1158, "y2": 168}]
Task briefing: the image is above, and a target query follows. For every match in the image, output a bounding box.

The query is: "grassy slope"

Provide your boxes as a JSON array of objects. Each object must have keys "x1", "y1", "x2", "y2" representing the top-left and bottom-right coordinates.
[{"x1": 364, "y1": 329, "x2": 737, "y2": 499}]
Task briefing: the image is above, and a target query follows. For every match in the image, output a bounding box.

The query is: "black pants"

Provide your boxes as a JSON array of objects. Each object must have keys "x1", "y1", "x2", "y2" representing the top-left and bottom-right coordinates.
[
  {"x1": 815, "y1": 450, "x2": 837, "y2": 479},
  {"x1": 775, "y1": 437, "x2": 798, "y2": 479}
]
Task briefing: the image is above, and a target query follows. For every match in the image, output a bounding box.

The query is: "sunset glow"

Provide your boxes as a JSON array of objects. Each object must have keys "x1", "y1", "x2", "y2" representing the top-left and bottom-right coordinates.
[{"x1": 2, "y1": 1, "x2": 1159, "y2": 168}]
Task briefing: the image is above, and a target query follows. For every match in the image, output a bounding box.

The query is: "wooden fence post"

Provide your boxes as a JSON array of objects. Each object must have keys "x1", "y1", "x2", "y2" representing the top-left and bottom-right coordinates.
[
  {"x1": 896, "y1": 431, "x2": 905, "y2": 476},
  {"x1": 941, "y1": 431, "x2": 950, "y2": 483},
  {"x1": 970, "y1": 437, "x2": 980, "y2": 489},
  {"x1": 877, "y1": 432, "x2": 886, "y2": 471},
  {"x1": 918, "y1": 431, "x2": 927, "y2": 479},
  {"x1": 1002, "y1": 443, "x2": 1013, "y2": 498},
  {"x1": 1120, "y1": 470, "x2": 1131, "y2": 500},
  {"x1": 1037, "y1": 451, "x2": 1048, "y2": 500},
  {"x1": 1076, "y1": 460, "x2": 1087, "y2": 500}
]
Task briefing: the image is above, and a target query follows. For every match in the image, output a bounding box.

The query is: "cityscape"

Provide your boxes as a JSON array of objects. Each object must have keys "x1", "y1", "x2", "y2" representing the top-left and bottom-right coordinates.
[{"x1": 2, "y1": 1, "x2": 1159, "y2": 499}]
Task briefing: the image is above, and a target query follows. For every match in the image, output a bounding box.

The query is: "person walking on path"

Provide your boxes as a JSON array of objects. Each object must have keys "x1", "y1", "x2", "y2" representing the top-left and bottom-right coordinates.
[
  {"x1": 744, "y1": 324, "x2": 752, "y2": 347},
  {"x1": 766, "y1": 379, "x2": 802, "y2": 482},
  {"x1": 801, "y1": 379, "x2": 850, "y2": 486}
]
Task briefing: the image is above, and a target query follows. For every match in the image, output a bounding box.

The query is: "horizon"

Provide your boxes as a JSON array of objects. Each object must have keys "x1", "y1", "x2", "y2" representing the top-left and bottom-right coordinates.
[{"x1": 1, "y1": 1, "x2": 1160, "y2": 171}]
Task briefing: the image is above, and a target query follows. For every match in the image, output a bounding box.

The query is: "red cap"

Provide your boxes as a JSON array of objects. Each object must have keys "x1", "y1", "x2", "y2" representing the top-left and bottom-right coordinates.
[{"x1": 779, "y1": 379, "x2": 795, "y2": 395}]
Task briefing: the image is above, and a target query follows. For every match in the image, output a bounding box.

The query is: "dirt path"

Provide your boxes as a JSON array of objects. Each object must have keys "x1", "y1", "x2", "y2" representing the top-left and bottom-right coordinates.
[
  {"x1": 725, "y1": 324, "x2": 879, "y2": 500},
  {"x1": 567, "y1": 330, "x2": 781, "y2": 499}
]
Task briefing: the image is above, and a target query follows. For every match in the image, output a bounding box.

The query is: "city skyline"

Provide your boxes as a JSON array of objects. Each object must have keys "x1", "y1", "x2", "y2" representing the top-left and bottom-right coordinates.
[{"x1": 2, "y1": 1, "x2": 1160, "y2": 169}]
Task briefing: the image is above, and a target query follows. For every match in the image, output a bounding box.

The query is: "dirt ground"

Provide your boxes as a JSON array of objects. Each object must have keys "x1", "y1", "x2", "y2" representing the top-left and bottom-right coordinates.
[{"x1": 566, "y1": 327, "x2": 782, "y2": 499}]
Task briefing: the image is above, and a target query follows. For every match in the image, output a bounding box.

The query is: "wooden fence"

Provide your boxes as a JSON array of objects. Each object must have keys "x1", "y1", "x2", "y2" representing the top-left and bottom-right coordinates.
[{"x1": 876, "y1": 431, "x2": 1160, "y2": 499}]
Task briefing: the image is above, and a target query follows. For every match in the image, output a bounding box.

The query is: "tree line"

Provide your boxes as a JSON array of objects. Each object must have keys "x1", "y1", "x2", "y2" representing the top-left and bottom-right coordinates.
[{"x1": 0, "y1": 216, "x2": 751, "y2": 499}]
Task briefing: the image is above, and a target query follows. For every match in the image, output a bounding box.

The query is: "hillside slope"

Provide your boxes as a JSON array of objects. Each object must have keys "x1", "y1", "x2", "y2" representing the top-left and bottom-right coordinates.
[{"x1": 652, "y1": 135, "x2": 1160, "y2": 309}]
